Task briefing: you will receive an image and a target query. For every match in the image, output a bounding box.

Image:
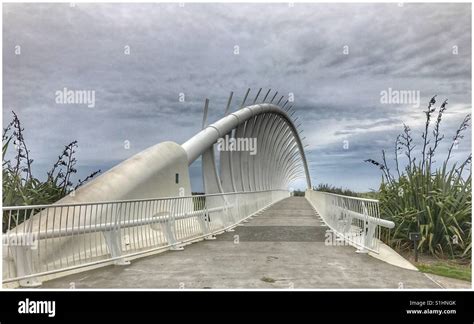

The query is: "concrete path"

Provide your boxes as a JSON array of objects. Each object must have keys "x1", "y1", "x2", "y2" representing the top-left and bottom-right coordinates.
[{"x1": 41, "y1": 197, "x2": 439, "y2": 289}]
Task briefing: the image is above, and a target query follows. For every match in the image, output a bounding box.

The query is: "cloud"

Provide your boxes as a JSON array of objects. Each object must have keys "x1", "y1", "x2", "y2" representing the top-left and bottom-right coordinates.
[{"x1": 3, "y1": 3, "x2": 471, "y2": 192}]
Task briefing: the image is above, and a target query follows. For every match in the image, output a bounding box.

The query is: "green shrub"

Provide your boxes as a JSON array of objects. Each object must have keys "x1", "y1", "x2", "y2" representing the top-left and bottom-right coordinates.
[
  {"x1": 314, "y1": 183, "x2": 361, "y2": 198},
  {"x1": 3, "y1": 111, "x2": 100, "y2": 231},
  {"x1": 366, "y1": 96, "x2": 471, "y2": 260}
]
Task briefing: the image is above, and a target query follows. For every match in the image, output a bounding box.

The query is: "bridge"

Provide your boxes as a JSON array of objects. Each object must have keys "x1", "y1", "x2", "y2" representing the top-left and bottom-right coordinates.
[{"x1": 2, "y1": 89, "x2": 439, "y2": 289}]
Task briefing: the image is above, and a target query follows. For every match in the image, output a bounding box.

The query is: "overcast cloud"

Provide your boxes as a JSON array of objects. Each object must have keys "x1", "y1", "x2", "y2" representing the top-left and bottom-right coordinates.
[{"x1": 3, "y1": 3, "x2": 471, "y2": 192}]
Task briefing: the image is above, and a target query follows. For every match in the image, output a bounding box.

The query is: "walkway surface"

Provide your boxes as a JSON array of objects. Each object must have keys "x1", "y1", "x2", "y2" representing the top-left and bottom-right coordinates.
[{"x1": 41, "y1": 197, "x2": 439, "y2": 289}]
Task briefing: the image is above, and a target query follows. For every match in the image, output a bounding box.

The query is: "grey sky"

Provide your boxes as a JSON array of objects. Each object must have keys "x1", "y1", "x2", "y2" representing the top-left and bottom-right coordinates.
[{"x1": 3, "y1": 3, "x2": 471, "y2": 192}]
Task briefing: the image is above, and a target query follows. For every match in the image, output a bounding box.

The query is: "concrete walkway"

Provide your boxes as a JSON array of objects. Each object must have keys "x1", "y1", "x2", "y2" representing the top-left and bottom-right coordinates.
[{"x1": 41, "y1": 197, "x2": 439, "y2": 289}]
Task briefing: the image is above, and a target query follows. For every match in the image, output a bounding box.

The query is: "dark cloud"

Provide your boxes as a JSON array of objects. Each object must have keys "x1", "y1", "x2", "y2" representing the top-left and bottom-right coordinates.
[{"x1": 3, "y1": 3, "x2": 471, "y2": 192}]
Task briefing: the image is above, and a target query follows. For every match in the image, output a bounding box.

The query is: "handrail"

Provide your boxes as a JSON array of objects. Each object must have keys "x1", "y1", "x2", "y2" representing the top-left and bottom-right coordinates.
[
  {"x1": 2, "y1": 189, "x2": 277, "y2": 210},
  {"x1": 3, "y1": 206, "x2": 232, "y2": 240},
  {"x1": 3, "y1": 190, "x2": 289, "y2": 287},
  {"x1": 332, "y1": 206, "x2": 395, "y2": 228},
  {"x1": 310, "y1": 191, "x2": 380, "y2": 203},
  {"x1": 305, "y1": 189, "x2": 394, "y2": 253}
]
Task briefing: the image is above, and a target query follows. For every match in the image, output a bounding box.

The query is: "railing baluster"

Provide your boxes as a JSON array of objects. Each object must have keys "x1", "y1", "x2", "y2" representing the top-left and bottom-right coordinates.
[
  {"x1": 305, "y1": 189, "x2": 394, "y2": 254},
  {"x1": 2, "y1": 189, "x2": 286, "y2": 285}
]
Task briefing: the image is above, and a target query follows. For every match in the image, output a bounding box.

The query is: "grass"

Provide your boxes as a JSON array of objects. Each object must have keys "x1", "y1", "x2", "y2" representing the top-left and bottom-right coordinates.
[{"x1": 417, "y1": 262, "x2": 471, "y2": 282}]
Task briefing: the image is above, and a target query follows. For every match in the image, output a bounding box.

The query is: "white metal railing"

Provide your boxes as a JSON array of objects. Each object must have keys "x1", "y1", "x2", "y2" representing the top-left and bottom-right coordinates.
[
  {"x1": 2, "y1": 190, "x2": 289, "y2": 286},
  {"x1": 305, "y1": 190, "x2": 394, "y2": 253}
]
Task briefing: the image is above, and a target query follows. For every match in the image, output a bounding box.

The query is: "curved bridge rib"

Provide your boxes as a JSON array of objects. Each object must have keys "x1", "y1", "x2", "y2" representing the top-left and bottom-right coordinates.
[{"x1": 182, "y1": 103, "x2": 311, "y2": 191}]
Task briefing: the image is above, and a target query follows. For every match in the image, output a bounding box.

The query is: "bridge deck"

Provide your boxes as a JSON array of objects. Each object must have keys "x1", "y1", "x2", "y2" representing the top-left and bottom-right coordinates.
[{"x1": 41, "y1": 197, "x2": 438, "y2": 289}]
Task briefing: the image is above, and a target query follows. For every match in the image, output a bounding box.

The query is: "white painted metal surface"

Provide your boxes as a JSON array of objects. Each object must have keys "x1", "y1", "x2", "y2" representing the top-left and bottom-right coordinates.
[
  {"x1": 3, "y1": 190, "x2": 289, "y2": 286},
  {"x1": 305, "y1": 190, "x2": 395, "y2": 253},
  {"x1": 2, "y1": 91, "x2": 313, "y2": 287},
  {"x1": 182, "y1": 103, "x2": 311, "y2": 190}
]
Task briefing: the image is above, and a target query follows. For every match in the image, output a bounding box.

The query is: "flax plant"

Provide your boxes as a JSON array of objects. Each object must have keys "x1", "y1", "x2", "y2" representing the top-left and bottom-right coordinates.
[
  {"x1": 2, "y1": 111, "x2": 101, "y2": 231},
  {"x1": 365, "y1": 97, "x2": 471, "y2": 260}
]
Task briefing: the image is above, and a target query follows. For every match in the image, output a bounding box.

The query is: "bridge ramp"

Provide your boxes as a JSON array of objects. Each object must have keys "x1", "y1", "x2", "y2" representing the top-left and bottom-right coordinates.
[{"x1": 41, "y1": 197, "x2": 438, "y2": 289}]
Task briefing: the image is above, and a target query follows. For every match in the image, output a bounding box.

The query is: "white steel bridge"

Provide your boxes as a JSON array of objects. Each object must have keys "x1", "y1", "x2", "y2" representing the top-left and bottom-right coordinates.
[{"x1": 4, "y1": 89, "x2": 435, "y2": 289}]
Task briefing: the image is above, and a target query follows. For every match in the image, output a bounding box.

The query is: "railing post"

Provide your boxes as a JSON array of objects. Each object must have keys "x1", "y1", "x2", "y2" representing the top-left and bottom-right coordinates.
[
  {"x1": 102, "y1": 204, "x2": 131, "y2": 264},
  {"x1": 355, "y1": 201, "x2": 369, "y2": 254},
  {"x1": 3, "y1": 190, "x2": 292, "y2": 285},
  {"x1": 365, "y1": 222, "x2": 376, "y2": 251},
  {"x1": 224, "y1": 198, "x2": 236, "y2": 232},
  {"x1": 10, "y1": 245, "x2": 42, "y2": 287},
  {"x1": 195, "y1": 197, "x2": 216, "y2": 240},
  {"x1": 163, "y1": 216, "x2": 186, "y2": 249},
  {"x1": 103, "y1": 230, "x2": 130, "y2": 264},
  {"x1": 305, "y1": 190, "x2": 393, "y2": 254},
  {"x1": 163, "y1": 200, "x2": 187, "y2": 250},
  {"x1": 223, "y1": 196, "x2": 236, "y2": 228}
]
